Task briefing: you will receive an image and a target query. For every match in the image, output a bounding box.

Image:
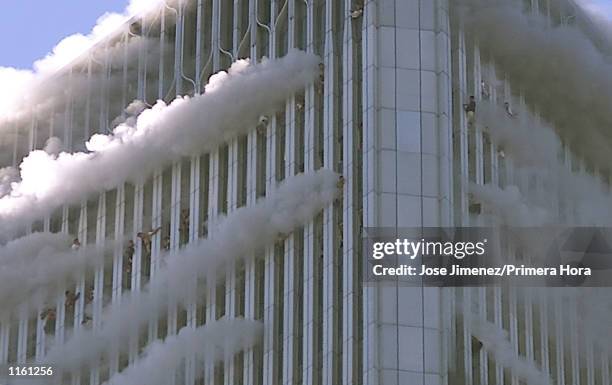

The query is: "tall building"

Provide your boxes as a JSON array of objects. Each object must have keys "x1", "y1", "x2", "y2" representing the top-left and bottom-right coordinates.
[{"x1": 0, "y1": 0, "x2": 610, "y2": 384}]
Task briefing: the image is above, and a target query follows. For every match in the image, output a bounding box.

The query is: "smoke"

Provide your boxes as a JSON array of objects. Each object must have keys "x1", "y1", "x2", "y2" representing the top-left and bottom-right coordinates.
[
  {"x1": 0, "y1": 166, "x2": 19, "y2": 198},
  {"x1": 103, "y1": 318, "x2": 262, "y2": 385},
  {"x1": 476, "y1": 101, "x2": 560, "y2": 167},
  {"x1": 0, "y1": 234, "x2": 112, "y2": 316},
  {"x1": 469, "y1": 183, "x2": 551, "y2": 226},
  {"x1": 471, "y1": 95, "x2": 612, "y2": 227},
  {"x1": 469, "y1": 314, "x2": 552, "y2": 385},
  {"x1": 0, "y1": 0, "x2": 171, "y2": 123},
  {"x1": 42, "y1": 169, "x2": 339, "y2": 371},
  {"x1": 0, "y1": 232, "x2": 70, "y2": 261},
  {"x1": 0, "y1": 51, "x2": 319, "y2": 233},
  {"x1": 0, "y1": 67, "x2": 35, "y2": 120},
  {"x1": 452, "y1": 0, "x2": 612, "y2": 166}
]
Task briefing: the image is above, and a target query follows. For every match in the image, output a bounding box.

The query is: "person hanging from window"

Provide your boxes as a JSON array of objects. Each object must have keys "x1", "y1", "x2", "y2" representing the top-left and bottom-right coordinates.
[
  {"x1": 480, "y1": 81, "x2": 490, "y2": 99},
  {"x1": 256, "y1": 115, "x2": 268, "y2": 135},
  {"x1": 162, "y1": 235, "x2": 171, "y2": 251},
  {"x1": 65, "y1": 290, "x2": 80, "y2": 311},
  {"x1": 202, "y1": 220, "x2": 209, "y2": 237},
  {"x1": 179, "y1": 209, "x2": 190, "y2": 245},
  {"x1": 468, "y1": 193, "x2": 482, "y2": 215},
  {"x1": 40, "y1": 308, "x2": 55, "y2": 321},
  {"x1": 350, "y1": 2, "x2": 364, "y2": 18},
  {"x1": 84, "y1": 286, "x2": 94, "y2": 304},
  {"x1": 41, "y1": 308, "x2": 56, "y2": 335},
  {"x1": 71, "y1": 238, "x2": 81, "y2": 251},
  {"x1": 137, "y1": 227, "x2": 162, "y2": 257},
  {"x1": 504, "y1": 102, "x2": 515, "y2": 118},
  {"x1": 317, "y1": 63, "x2": 325, "y2": 95},
  {"x1": 81, "y1": 314, "x2": 93, "y2": 327},
  {"x1": 356, "y1": 123, "x2": 363, "y2": 151},
  {"x1": 472, "y1": 336, "x2": 483, "y2": 353},
  {"x1": 463, "y1": 95, "x2": 476, "y2": 124},
  {"x1": 124, "y1": 240, "x2": 135, "y2": 274}
]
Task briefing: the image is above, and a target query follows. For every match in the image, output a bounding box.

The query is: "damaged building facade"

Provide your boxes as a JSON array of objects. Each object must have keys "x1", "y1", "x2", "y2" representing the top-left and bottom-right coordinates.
[{"x1": 0, "y1": 0, "x2": 610, "y2": 384}]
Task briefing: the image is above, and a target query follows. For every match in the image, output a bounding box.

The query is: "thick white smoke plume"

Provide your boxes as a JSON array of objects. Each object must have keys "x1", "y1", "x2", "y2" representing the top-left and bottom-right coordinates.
[
  {"x1": 453, "y1": 0, "x2": 612, "y2": 166},
  {"x1": 456, "y1": 2, "x2": 612, "y2": 377},
  {"x1": 43, "y1": 169, "x2": 339, "y2": 371},
  {"x1": 476, "y1": 102, "x2": 560, "y2": 168},
  {"x1": 0, "y1": 51, "x2": 319, "y2": 233},
  {"x1": 103, "y1": 318, "x2": 262, "y2": 385},
  {"x1": 0, "y1": 0, "x2": 169, "y2": 122},
  {"x1": 469, "y1": 314, "x2": 552, "y2": 385},
  {"x1": 469, "y1": 183, "x2": 550, "y2": 226},
  {"x1": 470, "y1": 102, "x2": 612, "y2": 226},
  {"x1": 0, "y1": 166, "x2": 19, "y2": 198},
  {"x1": 0, "y1": 240, "x2": 111, "y2": 316},
  {"x1": 0, "y1": 232, "x2": 70, "y2": 263},
  {"x1": 470, "y1": 99, "x2": 612, "y2": 226}
]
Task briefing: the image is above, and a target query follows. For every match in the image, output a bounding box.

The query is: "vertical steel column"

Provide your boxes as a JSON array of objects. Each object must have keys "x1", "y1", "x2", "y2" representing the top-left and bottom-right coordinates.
[
  {"x1": 457, "y1": 31, "x2": 469, "y2": 224},
  {"x1": 281, "y1": 1, "x2": 297, "y2": 385},
  {"x1": 302, "y1": 0, "x2": 316, "y2": 384},
  {"x1": 0, "y1": 319, "x2": 9, "y2": 364},
  {"x1": 128, "y1": 183, "x2": 144, "y2": 366},
  {"x1": 473, "y1": 43, "x2": 488, "y2": 385},
  {"x1": 321, "y1": 0, "x2": 337, "y2": 383},
  {"x1": 166, "y1": 8, "x2": 184, "y2": 373},
  {"x1": 263, "y1": 1, "x2": 280, "y2": 383},
  {"x1": 525, "y1": 290, "x2": 535, "y2": 380},
  {"x1": 554, "y1": 294, "x2": 566, "y2": 385},
  {"x1": 185, "y1": 3, "x2": 204, "y2": 383},
  {"x1": 84, "y1": 59, "x2": 93, "y2": 142},
  {"x1": 109, "y1": 184, "x2": 125, "y2": 376},
  {"x1": 70, "y1": 201, "x2": 88, "y2": 385},
  {"x1": 55, "y1": 207, "x2": 70, "y2": 350},
  {"x1": 362, "y1": 0, "x2": 377, "y2": 383},
  {"x1": 341, "y1": 1, "x2": 356, "y2": 383},
  {"x1": 159, "y1": 7, "x2": 167, "y2": 99},
  {"x1": 16, "y1": 306, "x2": 27, "y2": 363},
  {"x1": 204, "y1": 3, "x2": 221, "y2": 377},
  {"x1": 195, "y1": 0, "x2": 203, "y2": 93},
  {"x1": 586, "y1": 341, "x2": 595, "y2": 385},
  {"x1": 244, "y1": 2, "x2": 259, "y2": 383},
  {"x1": 148, "y1": 169, "x2": 163, "y2": 346},
  {"x1": 539, "y1": 289, "x2": 550, "y2": 379},
  {"x1": 508, "y1": 247, "x2": 519, "y2": 385},
  {"x1": 223, "y1": 1, "x2": 242, "y2": 382},
  {"x1": 457, "y1": 27, "x2": 474, "y2": 385},
  {"x1": 35, "y1": 302, "x2": 46, "y2": 361},
  {"x1": 204, "y1": 149, "x2": 219, "y2": 385},
  {"x1": 569, "y1": 295, "x2": 580, "y2": 385},
  {"x1": 90, "y1": 192, "x2": 106, "y2": 385},
  {"x1": 99, "y1": 45, "x2": 111, "y2": 133},
  {"x1": 63, "y1": 70, "x2": 74, "y2": 150},
  {"x1": 17, "y1": 219, "x2": 33, "y2": 364},
  {"x1": 184, "y1": 154, "x2": 200, "y2": 385}
]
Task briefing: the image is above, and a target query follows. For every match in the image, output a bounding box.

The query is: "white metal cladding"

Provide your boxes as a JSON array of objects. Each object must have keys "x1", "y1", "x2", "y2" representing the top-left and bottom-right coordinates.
[{"x1": 1, "y1": 0, "x2": 611, "y2": 385}]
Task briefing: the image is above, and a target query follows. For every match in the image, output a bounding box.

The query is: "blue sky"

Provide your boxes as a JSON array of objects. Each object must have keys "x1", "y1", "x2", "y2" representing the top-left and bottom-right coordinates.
[
  {"x1": 0, "y1": 0, "x2": 126, "y2": 69},
  {"x1": 580, "y1": 0, "x2": 612, "y2": 22},
  {"x1": 0, "y1": 0, "x2": 611, "y2": 70}
]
